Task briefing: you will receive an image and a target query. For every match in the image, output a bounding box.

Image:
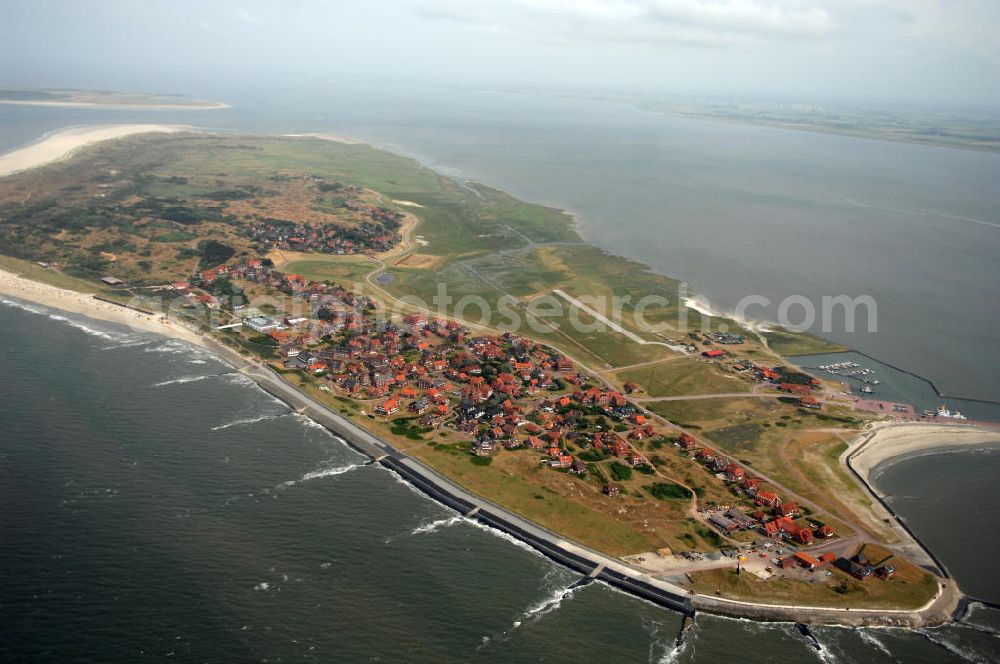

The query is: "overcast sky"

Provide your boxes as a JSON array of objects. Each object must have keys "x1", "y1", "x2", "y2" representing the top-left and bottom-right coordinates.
[{"x1": 2, "y1": 0, "x2": 999, "y2": 108}]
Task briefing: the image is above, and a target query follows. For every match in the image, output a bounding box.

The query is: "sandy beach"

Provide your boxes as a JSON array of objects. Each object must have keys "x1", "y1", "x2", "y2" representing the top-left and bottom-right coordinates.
[
  {"x1": 850, "y1": 422, "x2": 1000, "y2": 484},
  {"x1": 283, "y1": 132, "x2": 364, "y2": 145},
  {"x1": 0, "y1": 124, "x2": 191, "y2": 177},
  {"x1": 841, "y1": 421, "x2": 1000, "y2": 572},
  {"x1": 0, "y1": 267, "x2": 207, "y2": 349}
]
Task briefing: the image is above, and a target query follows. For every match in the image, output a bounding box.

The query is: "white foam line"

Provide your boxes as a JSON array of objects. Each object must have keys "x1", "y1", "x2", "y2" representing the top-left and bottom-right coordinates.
[
  {"x1": 857, "y1": 629, "x2": 893, "y2": 657},
  {"x1": 918, "y1": 628, "x2": 989, "y2": 664},
  {"x1": 498, "y1": 583, "x2": 586, "y2": 643},
  {"x1": 153, "y1": 375, "x2": 210, "y2": 387},
  {"x1": 0, "y1": 295, "x2": 130, "y2": 341},
  {"x1": 210, "y1": 413, "x2": 284, "y2": 431},
  {"x1": 281, "y1": 462, "x2": 364, "y2": 487},
  {"x1": 656, "y1": 640, "x2": 686, "y2": 664},
  {"x1": 300, "y1": 463, "x2": 363, "y2": 481},
  {"x1": 813, "y1": 635, "x2": 838, "y2": 664},
  {"x1": 410, "y1": 516, "x2": 464, "y2": 536},
  {"x1": 683, "y1": 295, "x2": 773, "y2": 333}
]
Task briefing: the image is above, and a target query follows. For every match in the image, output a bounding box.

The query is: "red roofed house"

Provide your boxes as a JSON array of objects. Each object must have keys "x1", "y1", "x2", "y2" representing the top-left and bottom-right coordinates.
[
  {"x1": 777, "y1": 502, "x2": 801, "y2": 518},
  {"x1": 755, "y1": 490, "x2": 781, "y2": 508},
  {"x1": 678, "y1": 432, "x2": 698, "y2": 451},
  {"x1": 702, "y1": 349, "x2": 725, "y2": 358},
  {"x1": 794, "y1": 552, "x2": 820, "y2": 570},
  {"x1": 375, "y1": 397, "x2": 400, "y2": 416}
]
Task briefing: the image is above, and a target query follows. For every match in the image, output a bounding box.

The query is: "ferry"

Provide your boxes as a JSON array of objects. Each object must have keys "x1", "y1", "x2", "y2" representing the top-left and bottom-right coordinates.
[{"x1": 935, "y1": 404, "x2": 968, "y2": 420}]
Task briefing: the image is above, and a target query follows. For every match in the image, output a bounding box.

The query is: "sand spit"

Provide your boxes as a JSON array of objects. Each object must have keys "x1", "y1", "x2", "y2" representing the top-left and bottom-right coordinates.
[{"x1": 851, "y1": 422, "x2": 1000, "y2": 484}]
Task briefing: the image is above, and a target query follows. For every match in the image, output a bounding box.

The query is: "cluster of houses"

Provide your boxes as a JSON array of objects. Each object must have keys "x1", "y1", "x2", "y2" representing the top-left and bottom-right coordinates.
[
  {"x1": 677, "y1": 432, "x2": 836, "y2": 545},
  {"x1": 190, "y1": 261, "x2": 684, "y2": 489},
  {"x1": 179, "y1": 258, "x2": 848, "y2": 552},
  {"x1": 240, "y1": 218, "x2": 399, "y2": 255},
  {"x1": 697, "y1": 349, "x2": 825, "y2": 403},
  {"x1": 770, "y1": 548, "x2": 894, "y2": 583}
]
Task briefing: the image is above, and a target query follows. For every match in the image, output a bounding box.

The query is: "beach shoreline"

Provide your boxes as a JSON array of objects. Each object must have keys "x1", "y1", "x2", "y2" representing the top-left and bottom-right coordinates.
[
  {"x1": 850, "y1": 422, "x2": 1000, "y2": 486},
  {"x1": 0, "y1": 268, "x2": 208, "y2": 349},
  {"x1": 0, "y1": 124, "x2": 192, "y2": 177},
  {"x1": 842, "y1": 422, "x2": 1000, "y2": 578}
]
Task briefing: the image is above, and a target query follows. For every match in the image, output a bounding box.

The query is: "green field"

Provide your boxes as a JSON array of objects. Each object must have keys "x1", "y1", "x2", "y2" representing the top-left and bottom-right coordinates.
[{"x1": 618, "y1": 359, "x2": 750, "y2": 397}]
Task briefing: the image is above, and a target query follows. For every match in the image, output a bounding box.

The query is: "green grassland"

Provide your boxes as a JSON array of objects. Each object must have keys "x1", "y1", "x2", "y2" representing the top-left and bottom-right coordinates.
[
  {"x1": 0, "y1": 131, "x2": 829, "y2": 372},
  {"x1": 764, "y1": 327, "x2": 846, "y2": 356},
  {"x1": 617, "y1": 359, "x2": 750, "y2": 397},
  {"x1": 687, "y1": 541, "x2": 937, "y2": 609}
]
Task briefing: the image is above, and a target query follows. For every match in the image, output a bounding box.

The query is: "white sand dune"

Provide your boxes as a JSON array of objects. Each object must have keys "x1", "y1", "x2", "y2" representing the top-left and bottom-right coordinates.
[{"x1": 0, "y1": 124, "x2": 190, "y2": 177}]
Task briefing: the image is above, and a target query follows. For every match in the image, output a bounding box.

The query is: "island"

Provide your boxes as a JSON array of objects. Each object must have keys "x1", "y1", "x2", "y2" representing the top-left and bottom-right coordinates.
[
  {"x1": 0, "y1": 126, "x2": 992, "y2": 627},
  {"x1": 0, "y1": 88, "x2": 227, "y2": 110}
]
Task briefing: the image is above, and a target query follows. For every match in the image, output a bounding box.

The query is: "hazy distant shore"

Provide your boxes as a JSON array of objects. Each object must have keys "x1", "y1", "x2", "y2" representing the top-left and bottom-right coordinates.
[
  {"x1": 0, "y1": 99, "x2": 228, "y2": 111},
  {"x1": 0, "y1": 124, "x2": 191, "y2": 177}
]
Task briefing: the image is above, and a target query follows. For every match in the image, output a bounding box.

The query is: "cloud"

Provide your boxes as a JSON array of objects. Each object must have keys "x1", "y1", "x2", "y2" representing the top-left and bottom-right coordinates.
[
  {"x1": 237, "y1": 8, "x2": 263, "y2": 24},
  {"x1": 413, "y1": 0, "x2": 838, "y2": 48},
  {"x1": 869, "y1": 0, "x2": 1000, "y2": 61}
]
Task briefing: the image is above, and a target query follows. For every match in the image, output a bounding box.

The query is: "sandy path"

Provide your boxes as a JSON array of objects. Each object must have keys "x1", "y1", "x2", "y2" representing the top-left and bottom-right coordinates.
[{"x1": 0, "y1": 124, "x2": 190, "y2": 177}]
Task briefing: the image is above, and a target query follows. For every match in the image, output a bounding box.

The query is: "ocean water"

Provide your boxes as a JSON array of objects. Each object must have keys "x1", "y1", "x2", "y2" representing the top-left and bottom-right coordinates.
[
  {"x1": 872, "y1": 448, "x2": 1000, "y2": 604},
  {"x1": 792, "y1": 350, "x2": 1000, "y2": 422},
  {"x1": 2, "y1": 291, "x2": 999, "y2": 662}
]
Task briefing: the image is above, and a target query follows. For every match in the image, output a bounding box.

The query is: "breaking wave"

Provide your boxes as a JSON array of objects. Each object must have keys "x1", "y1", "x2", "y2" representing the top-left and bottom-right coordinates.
[
  {"x1": 918, "y1": 628, "x2": 989, "y2": 664},
  {"x1": 480, "y1": 581, "x2": 588, "y2": 650},
  {"x1": 0, "y1": 295, "x2": 136, "y2": 342},
  {"x1": 300, "y1": 463, "x2": 363, "y2": 482},
  {"x1": 211, "y1": 413, "x2": 285, "y2": 431},
  {"x1": 410, "y1": 516, "x2": 464, "y2": 536},
  {"x1": 857, "y1": 629, "x2": 893, "y2": 657},
  {"x1": 280, "y1": 463, "x2": 365, "y2": 488},
  {"x1": 153, "y1": 375, "x2": 210, "y2": 387}
]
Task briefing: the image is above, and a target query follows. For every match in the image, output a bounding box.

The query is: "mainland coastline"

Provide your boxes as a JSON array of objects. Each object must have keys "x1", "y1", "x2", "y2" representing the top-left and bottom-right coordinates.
[{"x1": 0, "y1": 123, "x2": 994, "y2": 626}]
